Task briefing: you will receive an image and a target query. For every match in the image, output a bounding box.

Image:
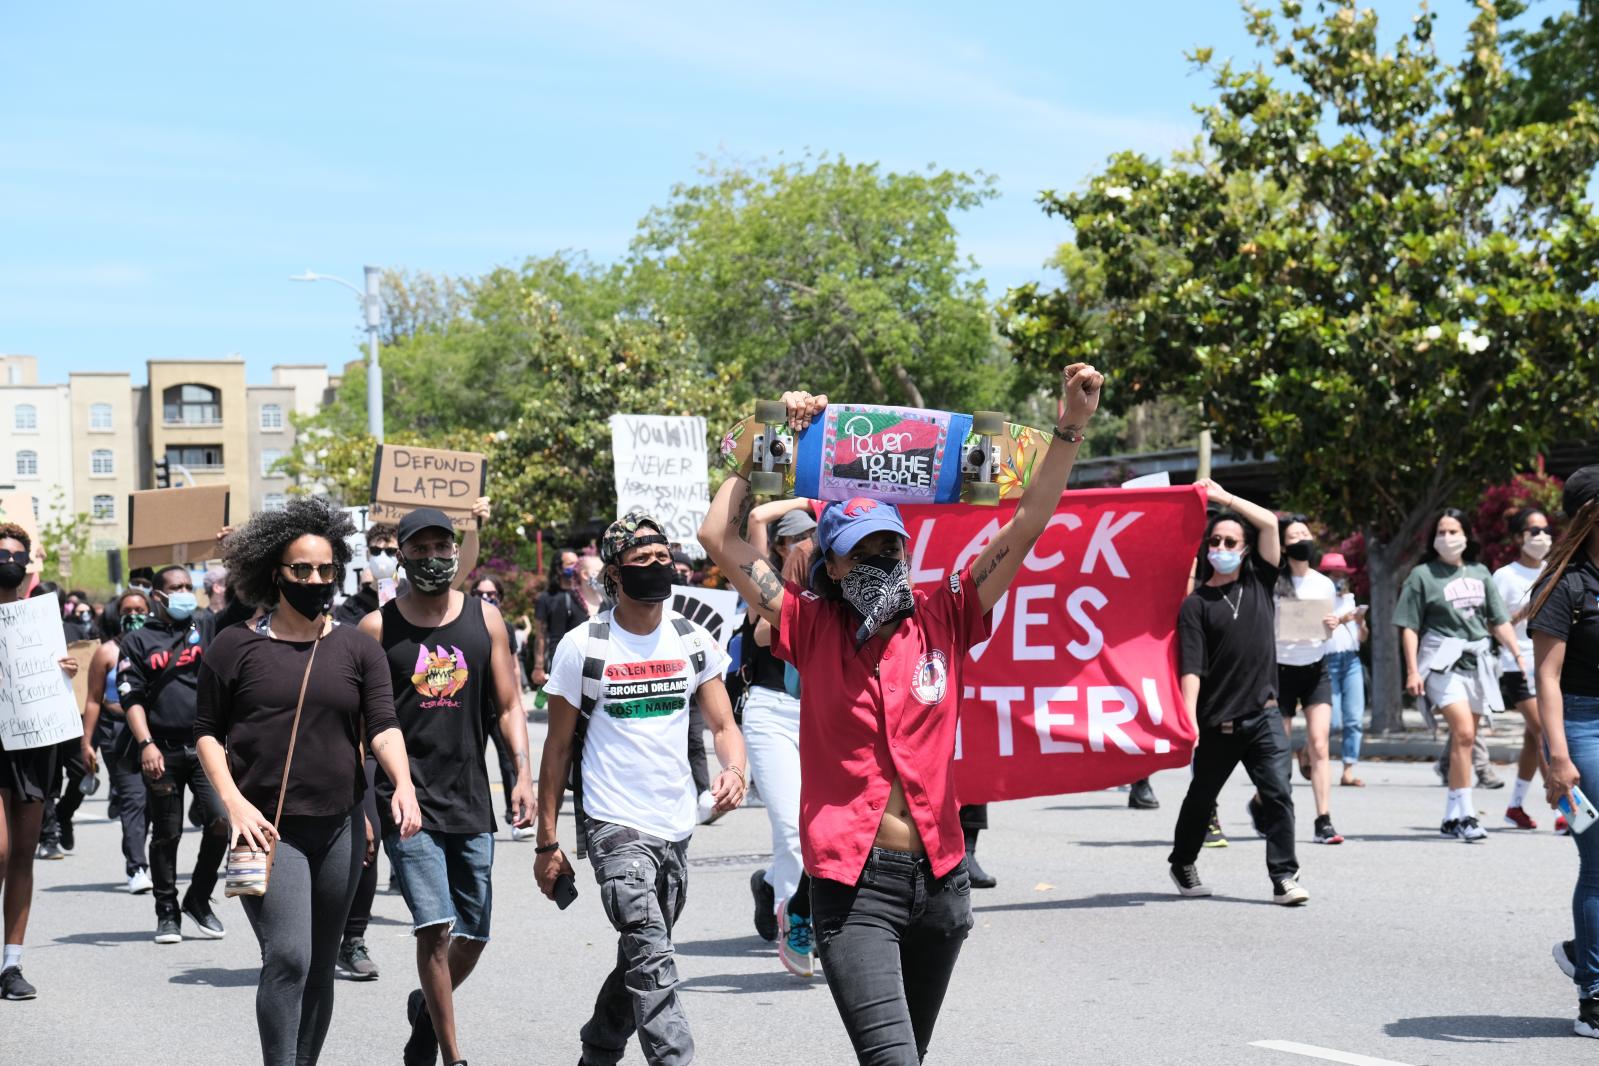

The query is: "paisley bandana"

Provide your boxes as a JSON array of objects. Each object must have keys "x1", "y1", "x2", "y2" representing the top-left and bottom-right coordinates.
[{"x1": 841, "y1": 555, "x2": 915, "y2": 649}]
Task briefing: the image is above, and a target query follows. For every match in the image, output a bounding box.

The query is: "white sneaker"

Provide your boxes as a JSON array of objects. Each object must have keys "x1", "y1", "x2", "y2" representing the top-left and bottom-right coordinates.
[
  {"x1": 1273, "y1": 878, "x2": 1310, "y2": 906},
  {"x1": 127, "y1": 867, "x2": 153, "y2": 894},
  {"x1": 509, "y1": 825, "x2": 537, "y2": 842}
]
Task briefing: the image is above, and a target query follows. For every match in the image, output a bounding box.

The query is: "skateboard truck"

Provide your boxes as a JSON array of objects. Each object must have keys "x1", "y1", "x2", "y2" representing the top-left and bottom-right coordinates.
[
  {"x1": 960, "y1": 411, "x2": 1006, "y2": 505},
  {"x1": 749, "y1": 399, "x2": 792, "y2": 497}
]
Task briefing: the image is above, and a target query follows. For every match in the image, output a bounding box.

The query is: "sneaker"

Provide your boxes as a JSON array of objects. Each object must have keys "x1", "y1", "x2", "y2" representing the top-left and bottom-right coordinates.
[
  {"x1": 776, "y1": 901, "x2": 814, "y2": 978},
  {"x1": 58, "y1": 820, "x2": 74, "y2": 854},
  {"x1": 404, "y1": 988, "x2": 439, "y2": 1066},
  {"x1": 1556, "y1": 940, "x2": 1578, "y2": 980},
  {"x1": 1128, "y1": 778, "x2": 1160, "y2": 810},
  {"x1": 1169, "y1": 863, "x2": 1211, "y2": 897},
  {"x1": 509, "y1": 825, "x2": 537, "y2": 842},
  {"x1": 750, "y1": 870, "x2": 777, "y2": 942},
  {"x1": 155, "y1": 915, "x2": 182, "y2": 944},
  {"x1": 1440, "y1": 818, "x2": 1461, "y2": 838},
  {"x1": 127, "y1": 867, "x2": 153, "y2": 894},
  {"x1": 335, "y1": 936, "x2": 380, "y2": 981},
  {"x1": 1579, "y1": 997, "x2": 1599, "y2": 1039},
  {"x1": 1504, "y1": 806, "x2": 1539, "y2": 831},
  {"x1": 1478, "y1": 769, "x2": 1505, "y2": 790},
  {"x1": 34, "y1": 841, "x2": 64, "y2": 861},
  {"x1": 1453, "y1": 816, "x2": 1487, "y2": 842},
  {"x1": 1246, "y1": 795, "x2": 1267, "y2": 839},
  {"x1": 0, "y1": 966, "x2": 36, "y2": 1000},
  {"x1": 1273, "y1": 878, "x2": 1310, "y2": 906},
  {"x1": 181, "y1": 898, "x2": 226, "y2": 939},
  {"x1": 1203, "y1": 809, "x2": 1228, "y2": 848},
  {"x1": 1314, "y1": 817, "x2": 1344, "y2": 845},
  {"x1": 1558, "y1": 815, "x2": 1573, "y2": 835}
]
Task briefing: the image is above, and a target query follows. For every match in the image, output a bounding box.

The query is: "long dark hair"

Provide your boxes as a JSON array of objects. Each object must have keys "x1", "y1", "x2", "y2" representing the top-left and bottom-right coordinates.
[
  {"x1": 1193, "y1": 509, "x2": 1256, "y2": 585},
  {"x1": 1276, "y1": 513, "x2": 1321, "y2": 597},
  {"x1": 1419, "y1": 507, "x2": 1480, "y2": 565},
  {"x1": 1529, "y1": 497, "x2": 1599, "y2": 623}
]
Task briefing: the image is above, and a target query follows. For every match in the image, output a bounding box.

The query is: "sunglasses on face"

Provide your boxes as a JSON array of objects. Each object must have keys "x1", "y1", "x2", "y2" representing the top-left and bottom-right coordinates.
[
  {"x1": 0, "y1": 550, "x2": 27, "y2": 566},
  {"x1": 368, "y1": 547, "x2": 399, "y2": 557},
  {"x1": 1525, "y1": 526, "x2": 1550, "y2": 535},
  {"x1": 1207, "y1": 535, "x2": 1244, "y2": 549},
  {"x1": 472, "y1": 591, "x2": 500, "y2": 604},
  {"x1": 281, "y1": 563, "x2": 337, "y2": 583}
]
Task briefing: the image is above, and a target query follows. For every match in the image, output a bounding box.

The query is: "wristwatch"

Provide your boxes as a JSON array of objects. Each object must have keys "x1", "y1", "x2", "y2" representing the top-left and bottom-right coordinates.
[{"x1": 137, "y1": 737, "x2": 154, "y2": 750}]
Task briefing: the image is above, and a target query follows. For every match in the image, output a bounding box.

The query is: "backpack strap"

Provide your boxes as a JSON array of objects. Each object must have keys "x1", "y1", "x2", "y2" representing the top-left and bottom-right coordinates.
[
  {"x1": 669, "y1": 612, "x2": 709, "y2": 678},
  {"x1": 570, "y1": 613, "x2": 611, "y2": 859},
  {"x1": 1566, "y1": 570, "x2": 1588, "y2": 629}
]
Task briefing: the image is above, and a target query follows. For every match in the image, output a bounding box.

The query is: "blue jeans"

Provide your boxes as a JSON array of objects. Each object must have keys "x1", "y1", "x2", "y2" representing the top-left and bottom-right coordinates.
[
  {"x1": 383, "y1": 829, "x2": 495, "y2": 940},
  {"x1": 1326, "y1": 650, "x2": 1365, "y2": 766},
  {"x1": 1566, "y1": 694, "x2": 1599, "y2": 998}
]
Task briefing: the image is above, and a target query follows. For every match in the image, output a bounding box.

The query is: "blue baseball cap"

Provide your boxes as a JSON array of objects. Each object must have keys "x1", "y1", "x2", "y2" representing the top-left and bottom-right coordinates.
[{"x1": 814, "y1": 497, "x2": 908, "y2": 562}]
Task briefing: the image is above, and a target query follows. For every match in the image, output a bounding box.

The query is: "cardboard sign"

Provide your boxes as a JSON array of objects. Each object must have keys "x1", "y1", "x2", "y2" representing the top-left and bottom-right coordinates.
[
  {"x1": 0, "y1": 593, "x2": 82, "y2": 749},
  {"x1": 127, "y1": 486, "x2": 230, "y2": 569},
  {"x1": 68, "y1": 639, "x2": 98, "y2": 714},
  {"x1": 1278, "y1": 597, "x2": 1336, "y2": 645},
  {"x1": 369, "y1": 444, "x2": 485, "y2": 530},
  {"x1": 608, "y1": 415, "x2": 710, "y2": 557}
]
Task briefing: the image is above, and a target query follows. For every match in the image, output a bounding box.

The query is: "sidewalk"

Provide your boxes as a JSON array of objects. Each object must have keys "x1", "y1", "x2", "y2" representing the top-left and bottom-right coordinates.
[{"x1": 1299, "y1": 707, "x2": 1532, "y2": 764}]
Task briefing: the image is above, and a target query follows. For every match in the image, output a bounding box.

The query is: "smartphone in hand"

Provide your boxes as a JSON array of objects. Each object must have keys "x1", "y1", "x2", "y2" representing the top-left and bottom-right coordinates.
[
  {"x1": 1559, "y1": 786, "x2": 1599, "y2": 835},
  {"x1": 554, "y1": 873, "x2": 579, "y2": 910}
]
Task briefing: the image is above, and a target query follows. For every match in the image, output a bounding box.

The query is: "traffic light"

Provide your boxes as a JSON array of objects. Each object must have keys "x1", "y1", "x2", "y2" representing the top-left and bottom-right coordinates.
[{"x1": 154, "y1": 457, "x2": 170, "y2": 489}]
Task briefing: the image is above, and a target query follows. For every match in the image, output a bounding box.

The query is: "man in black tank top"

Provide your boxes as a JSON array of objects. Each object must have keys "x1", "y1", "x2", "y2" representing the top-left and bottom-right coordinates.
[{"x1": 359, "y1": 507, "x2": 534, "y2": 1066}]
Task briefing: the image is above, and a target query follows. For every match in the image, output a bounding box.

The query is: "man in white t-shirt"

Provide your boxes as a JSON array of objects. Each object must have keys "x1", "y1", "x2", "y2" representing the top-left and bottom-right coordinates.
[{"x1": 533, "y1": 509, "x2": 747, "y2": 1066}]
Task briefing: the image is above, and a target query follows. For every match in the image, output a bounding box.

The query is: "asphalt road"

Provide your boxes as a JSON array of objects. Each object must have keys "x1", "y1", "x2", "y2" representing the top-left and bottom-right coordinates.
[{"x1": 3, "y1": 726, "x2": 1591, "y2": 1066}]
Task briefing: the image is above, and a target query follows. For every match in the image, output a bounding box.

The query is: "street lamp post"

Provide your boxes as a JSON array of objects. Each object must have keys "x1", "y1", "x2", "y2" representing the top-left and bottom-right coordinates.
[{"x1": 290, "y1": 266, "x2": 384, "y2": 441}]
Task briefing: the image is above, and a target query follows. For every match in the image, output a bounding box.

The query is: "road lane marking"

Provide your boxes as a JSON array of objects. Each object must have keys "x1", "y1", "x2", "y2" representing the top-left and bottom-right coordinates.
[{"x1": 1250, "y1": 1040, "x2": 1418, "y2": 1066}]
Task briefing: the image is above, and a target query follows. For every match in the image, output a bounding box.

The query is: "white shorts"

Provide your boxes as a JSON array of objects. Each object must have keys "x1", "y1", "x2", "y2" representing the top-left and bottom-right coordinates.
[{"x1": 1426, "y1": 670, "x2": 1481, "y2": 714}]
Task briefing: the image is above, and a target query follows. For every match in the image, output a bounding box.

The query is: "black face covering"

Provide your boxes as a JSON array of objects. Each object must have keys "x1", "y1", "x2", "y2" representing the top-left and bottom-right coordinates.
[
  {"x1": 277, "y1": 577, "x2": 335, "y2": 620},
  {"x1": 840, "y1": 555, "x2": 916, "y2": 648},
  {"x1": 617, "y1": 561, "x2": 675, "y2": 604},
  {"x1": 1285, "y1": 541, "x2": 1314, "y2": 562},
  {"x1": 0, "y1": 562, "x2": 24, "y2": 590}
]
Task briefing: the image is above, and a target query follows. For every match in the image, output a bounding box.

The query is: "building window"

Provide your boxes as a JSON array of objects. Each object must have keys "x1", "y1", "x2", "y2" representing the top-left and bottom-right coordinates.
[
  {"x1": 91, "y1": 449, "x2": 115, "y2": 476},
  {"x1": 92, "y1": 495, "x2": 115, "y2": 522},
  {"x1": 260, "y1": 449, "x2": 283, "y2": 478},
  {"x1": 15, "y1": 450, "x2": 37, "y2": 477},
  {"x1": 13, "y1": 404, "x2": 36, "y2": 432},
  {"x1": 263, "y1": 493, "x2": 287, "y2": 512},
  {"x1": 89, "y1": 403, "x2": 114, "y2": 431},
  {"x1": 165, "y1": 444, "x2": 224, "y2": 471},
  {"x1": 260, "y1": 403, "x2": 284, "y2": 430},
  {"x1": 162, "y1": 384, "x2": 222, "y2": 425}
]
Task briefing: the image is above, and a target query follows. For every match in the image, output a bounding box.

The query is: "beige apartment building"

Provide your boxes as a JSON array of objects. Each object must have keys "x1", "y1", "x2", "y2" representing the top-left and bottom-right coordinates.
[
  {"x1": 0, "y1": 355, "x2": 74, "y2": 530},
  {"x1": 67, "y1": 371, "x2": 138, "y2": 551},
  {"x1": 142, "y1": 359, "x2": 251, "y2": 512}
]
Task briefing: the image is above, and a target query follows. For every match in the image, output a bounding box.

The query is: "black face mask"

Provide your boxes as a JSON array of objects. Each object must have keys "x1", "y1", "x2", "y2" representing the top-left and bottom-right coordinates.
[
  {"x1": 1285, "y1": 541, "x2": 1314, "y2": 562},
  {"x1": 277, "y1": 577, "x2": 335, "y2": 621},
  {"x1": 617, "y1": 561, "x2": 675, "y2": 604},
  {"x1": 0, "y1": 562, "x2": 25, "y2": 590}
]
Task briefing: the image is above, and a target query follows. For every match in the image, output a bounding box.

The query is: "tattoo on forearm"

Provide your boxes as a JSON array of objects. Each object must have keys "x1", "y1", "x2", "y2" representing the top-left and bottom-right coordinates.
[
  {"x1": 373, "y1": 736, "x2": 390, "y2": 756},
  {"x1": 731, "y1": 490, "x2": 753, "y2": 535},
  {"x1": 973, "y1": 545, "x2": 1011, "y2": 589},
  {"x1": 740, "y1": 559, "x2": 784, "y2": 607}
]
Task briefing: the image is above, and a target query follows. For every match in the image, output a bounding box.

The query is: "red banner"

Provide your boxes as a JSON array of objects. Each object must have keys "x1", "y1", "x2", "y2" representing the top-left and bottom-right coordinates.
[{"x1": 902, "y1": 486, "x2": 1207, "y2": 804}]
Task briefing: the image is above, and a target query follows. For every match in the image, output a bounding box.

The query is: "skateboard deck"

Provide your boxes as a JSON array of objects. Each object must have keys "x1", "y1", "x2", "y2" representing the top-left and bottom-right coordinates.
[{"x1": 717, "y1": 402, "x2": 1052, "y2": 506}]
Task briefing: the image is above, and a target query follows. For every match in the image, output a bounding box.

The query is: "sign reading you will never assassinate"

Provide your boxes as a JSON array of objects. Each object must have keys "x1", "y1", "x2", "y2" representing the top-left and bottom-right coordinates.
[
  {"x1": 609, "y1": 415, "x2": 711, "y2": 557},
  {"x1": 369, "y1": 444, "x2": 486, "y2": 530}
]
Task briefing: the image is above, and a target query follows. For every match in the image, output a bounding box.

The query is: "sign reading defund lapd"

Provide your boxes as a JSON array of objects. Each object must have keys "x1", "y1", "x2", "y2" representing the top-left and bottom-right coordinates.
[
  {"x1": 608, "y1": 415, "x2": 710, "y2": 558},
  {"x1": 0, "y1": 593, "x2": 82, "y2": 750}
]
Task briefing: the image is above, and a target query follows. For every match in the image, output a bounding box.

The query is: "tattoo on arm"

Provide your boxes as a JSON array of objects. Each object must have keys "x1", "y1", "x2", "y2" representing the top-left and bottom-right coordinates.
[
  {"x1": 372, "y1": 736, "x2": 390, "y2": 756},
  {"x1": 740, "y1": 559, "x2": 784, "y2": 608},
  {"x1": 973, "y1": 545, "x2": 1011, "y2": 589},
  {"x1": 730, "y1": 490, "x2": 753, "y2": 536}
]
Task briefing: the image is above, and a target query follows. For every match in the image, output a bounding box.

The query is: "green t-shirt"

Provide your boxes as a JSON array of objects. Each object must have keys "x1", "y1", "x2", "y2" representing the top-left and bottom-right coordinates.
[{"x1": 1394, "y1": 560, "x2": 1509, "y2": 672}]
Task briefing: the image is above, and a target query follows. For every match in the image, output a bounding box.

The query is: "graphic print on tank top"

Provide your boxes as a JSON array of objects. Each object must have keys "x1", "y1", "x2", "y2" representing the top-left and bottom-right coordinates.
[
  {"x1": 410, "y1": 644, "x2": 470, "y2": 704},
  {"x1": 603, "y1": 657, "x2": 689, "y2": 720}
]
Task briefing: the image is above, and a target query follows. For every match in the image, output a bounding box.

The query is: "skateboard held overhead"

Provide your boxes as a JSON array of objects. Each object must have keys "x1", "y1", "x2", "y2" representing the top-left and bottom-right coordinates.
[{"x1": 717, "y1": 401, "x2": 1052, "y2": 507}]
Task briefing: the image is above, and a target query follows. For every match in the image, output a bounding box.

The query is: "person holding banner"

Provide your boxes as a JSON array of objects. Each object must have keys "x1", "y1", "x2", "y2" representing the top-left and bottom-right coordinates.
[
  {"x1": 0, "y1": 522, "x2": 82, "y2": 1001},
  {"x1": 1167, "y1": 483, "x2": 1308, "y2": 905},
  {"x1": 700, "y1": 363, "x2": 1104, "y2": 1065}
]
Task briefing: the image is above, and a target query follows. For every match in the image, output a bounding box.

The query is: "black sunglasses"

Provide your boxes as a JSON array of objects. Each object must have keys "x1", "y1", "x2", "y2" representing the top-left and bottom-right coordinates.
[
  {"x1": 0, "y1": 550, "x2": 27, "y2": 566},
  {"x1": 368, "y1": 547, "x2": 399, "y2": 557},
  {"x1": 1207, "y1": 535, "x2": 1244, "y2": 549},
  {"x1": 281, "y1": 563, "x2": 337, "y2": 583}
]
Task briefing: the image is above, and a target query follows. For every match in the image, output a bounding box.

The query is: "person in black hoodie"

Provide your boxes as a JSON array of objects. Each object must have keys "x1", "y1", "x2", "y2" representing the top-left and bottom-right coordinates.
[{"x1": 119, "y1": 563, "x2": 252, "y2": 945}]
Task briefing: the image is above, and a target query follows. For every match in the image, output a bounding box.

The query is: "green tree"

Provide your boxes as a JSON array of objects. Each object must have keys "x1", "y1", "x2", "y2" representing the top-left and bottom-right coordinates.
[
  {"x1": 631, "y1": 153, "x2": 1010, "y2": 411},
  {"x1": 1497, "y1": 0, "x2": 1599, "y2": 127},
  {"x1": 1006, "y1": 0, "x2": 1599, "y2": 728}
]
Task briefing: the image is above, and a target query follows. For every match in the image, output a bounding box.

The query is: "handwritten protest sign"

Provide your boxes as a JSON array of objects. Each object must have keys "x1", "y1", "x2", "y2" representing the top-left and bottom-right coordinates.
[
  {"x1": 609, "y1": 415, "x2": 710, "y2": 556},
  {"x1": 369, "y1": 444, "x2": 485, "y2": 530},
  {"x1": 127, "y1": 486, "x2": 230, "y2": 569},
  {"x1": 0, "y1": 594, "x2": 82, "y2": 749},
  {"x1": 1279, "y1": 597, "x2": 1336, "y2": 645}
]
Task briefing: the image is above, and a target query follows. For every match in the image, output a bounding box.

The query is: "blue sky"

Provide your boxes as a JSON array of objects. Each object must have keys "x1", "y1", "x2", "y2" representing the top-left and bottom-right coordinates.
[{"x1": 3, "y1": 1, "x2": 1492, "y2": 383}]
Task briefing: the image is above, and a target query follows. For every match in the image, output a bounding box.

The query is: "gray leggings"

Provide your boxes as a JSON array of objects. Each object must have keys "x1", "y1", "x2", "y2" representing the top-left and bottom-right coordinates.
[{"x1": 240, "y1": 808, "x2": 363, "y2": 1066}]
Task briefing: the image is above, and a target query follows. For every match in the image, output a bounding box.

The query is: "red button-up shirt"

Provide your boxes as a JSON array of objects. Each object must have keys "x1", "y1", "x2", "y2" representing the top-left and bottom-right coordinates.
[{"x1": 774, "y1": 565, "x2": 992, "y2": 883}]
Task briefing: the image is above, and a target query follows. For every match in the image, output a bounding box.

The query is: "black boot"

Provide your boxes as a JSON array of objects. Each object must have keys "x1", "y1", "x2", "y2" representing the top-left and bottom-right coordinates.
[
  {"x1": 963, "y1": 828, "x2": 996, "y2": 889},
  {"x1": 1128, "y1": 777, "x2": 1160, "y2": 810}
]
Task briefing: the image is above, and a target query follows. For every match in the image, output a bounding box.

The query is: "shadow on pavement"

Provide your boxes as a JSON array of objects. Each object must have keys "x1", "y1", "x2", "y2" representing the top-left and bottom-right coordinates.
[
  {"x1": 170, "y1": 967, "x2": 259, "y2": 987},
  {"x1": 53, "y1": 929, "x2": 154, "y2": 946},
  {"x1": 975, "y1": 892, "x2": 1276, "y2": 913},
  {"x1": 674, "y1": 935, "x2": 774, "y2": 958},
  {"x1": 1384, "y1": 1014, "x2": 1570, "y2": 1042},
  {"x1": 1073, "y1": 840, "x2": 1173, "y2": 849},
  {"x1": 680, "y1": 970, "x2": 823, "y2": 994},
  {"x1": 42, "y1": 882, "x2": 130, "y2": 894}
]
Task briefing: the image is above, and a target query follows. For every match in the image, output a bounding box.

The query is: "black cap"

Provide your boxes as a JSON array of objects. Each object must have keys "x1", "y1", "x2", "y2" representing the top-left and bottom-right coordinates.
[
  {"x1": 397, "y1": 507, "x2": 457, "y2": 545},
  {"x1": 1565, "y1": 465, "x2": 1599, "y2": 518}
]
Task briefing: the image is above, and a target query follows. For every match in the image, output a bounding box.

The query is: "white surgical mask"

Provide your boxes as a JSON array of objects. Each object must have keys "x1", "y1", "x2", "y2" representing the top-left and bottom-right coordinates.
[
  {"x1": 368, "y1": 553, "x2": 399, "y2": 581},
  {"x1": 1524, "y1": 532, "x2": 1552, "y2": 562},
  {"x1": 1208, "y1": 549, "x2": 1243, "y2": 575},
  {"x1": 1434, "y1": 533, "x2": 1467, "y2": 563}
]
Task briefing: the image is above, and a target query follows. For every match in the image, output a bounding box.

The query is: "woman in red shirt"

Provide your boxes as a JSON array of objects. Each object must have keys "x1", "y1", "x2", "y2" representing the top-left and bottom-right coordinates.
[{"x1": 701, "y1": 364, "x2": 1102, "y2": 1065}]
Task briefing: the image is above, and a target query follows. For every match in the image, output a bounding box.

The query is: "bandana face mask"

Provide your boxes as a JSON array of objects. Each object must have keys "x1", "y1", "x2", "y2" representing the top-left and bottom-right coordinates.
[{"x1": 840, "y1": 555, "x2": 915, "y2": 649}]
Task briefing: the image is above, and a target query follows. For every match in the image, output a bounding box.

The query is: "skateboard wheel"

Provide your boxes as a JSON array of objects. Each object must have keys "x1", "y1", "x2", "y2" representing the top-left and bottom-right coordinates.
[
  {"x1": 972, "y1": 411, "x2": 1005, "y2": 436},
  {"x1": 754, "y1": 400, "x2": 788, "y2": 424},
  {"x1": 963, "y1": 481, "x2": 1001, "y2": 506},
  {"x1": 749, "y1": 470, "x2": 785, "y2": 497}
]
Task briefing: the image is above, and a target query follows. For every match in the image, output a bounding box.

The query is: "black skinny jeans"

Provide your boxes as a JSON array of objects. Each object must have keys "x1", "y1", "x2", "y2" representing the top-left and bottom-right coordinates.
[
  {"x1": 1169, "y1": 707, "x2": 1299, "y2": 884},
  {"x1": 147, "y1": 741, "x2": 228, "y2": 916},
  {"x1": 812, "y1": 848, "x2": 973, "y2": 1065},
  {"x1": 343, "y1": 757, "x2": 380, "y2": 940}
]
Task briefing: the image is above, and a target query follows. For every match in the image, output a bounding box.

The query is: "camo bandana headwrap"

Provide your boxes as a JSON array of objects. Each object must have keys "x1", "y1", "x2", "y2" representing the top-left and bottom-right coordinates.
[{"x1": 600, "y1": 508, "x2": 669, "y2": 566}]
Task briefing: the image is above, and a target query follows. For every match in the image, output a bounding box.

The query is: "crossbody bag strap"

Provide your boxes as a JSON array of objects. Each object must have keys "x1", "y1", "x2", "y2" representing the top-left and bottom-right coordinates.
[{"x1": 271, "y1": 628, "x2": 324, "y2": 832}]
